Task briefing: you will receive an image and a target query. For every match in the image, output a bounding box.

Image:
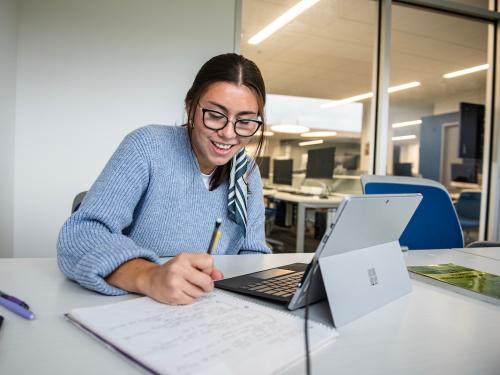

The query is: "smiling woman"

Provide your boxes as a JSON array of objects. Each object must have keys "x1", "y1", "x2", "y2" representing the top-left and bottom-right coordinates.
[{"x1": 57, "y1": 53, "x2": 271, "y2": 305}]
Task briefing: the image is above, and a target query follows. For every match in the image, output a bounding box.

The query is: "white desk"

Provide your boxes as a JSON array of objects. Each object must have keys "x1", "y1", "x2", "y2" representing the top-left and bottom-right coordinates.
[
  {"x1": 263, "y1": 189, "x2": 343, "y2": 252},
  {"x1": 1, "y1": 250, "x2": 500, "y2": 374},
  {"x1": 456, "y1": 246, "x2": 500, "y2": 261}
]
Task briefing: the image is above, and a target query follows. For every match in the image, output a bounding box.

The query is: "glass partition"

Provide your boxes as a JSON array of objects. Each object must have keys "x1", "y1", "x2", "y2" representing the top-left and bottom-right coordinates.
[
  {"x1": 388, "y1": 4, "x2": 491, "y2": 244},
  {"x1": 241, "y1": 0, "x2": 376, "y2": 252}
]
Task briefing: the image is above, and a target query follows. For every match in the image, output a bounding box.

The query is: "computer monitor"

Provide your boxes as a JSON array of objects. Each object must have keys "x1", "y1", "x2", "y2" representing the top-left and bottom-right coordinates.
[
  {"x1": 343, "y1": 154, "x2": 360, "y2": 171},
  {"x1": 255, "y1": 156, "x2": 270, "y2": 179},
  {"x1": 306, "y1": 147, "x2": 335, "y2": 178},
  {"x1": 273, "y1": 159, "x2": 293, "y2": 185},
  {"x1": 393, "y1": 163, "x2": 413, "y2": 177},
  {"x1": 451, "y1": 163, "x2": 477, "y2": 183}
]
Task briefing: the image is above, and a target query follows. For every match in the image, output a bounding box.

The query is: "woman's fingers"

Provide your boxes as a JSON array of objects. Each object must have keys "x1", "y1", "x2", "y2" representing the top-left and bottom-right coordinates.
[
  {"x1": 210, "y1": 268, "x2": 224, "y2": 280},
  {"x1": 181, "y1": 253, "x2": 215, "y2": 275},
  {"x1": 184, "y1": 268, "x2": 215, "y2": 293}
]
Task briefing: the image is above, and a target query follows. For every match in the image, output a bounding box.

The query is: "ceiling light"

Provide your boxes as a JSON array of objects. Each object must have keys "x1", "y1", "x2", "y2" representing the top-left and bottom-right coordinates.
[
  {"x1": 320, "y1": 93, "x2": 373, "y2": 108},
  {"x1": 263, "y1": 131, "x2": 275, "y2": 136},
  {"x1": 392, "y1": 120, "x2": 422, "y2": 128},
  {"x1": 301, "y1": 131, "x2": 337, "y2": 137},
  {"x1": 299, "y1": 140, "x2": 324, "y2": 147},
  {"x1": 270, "y1": 124, "x2": 310, "y2": 134},
  {"x1": 392, "y1": 135, "x2": 417, "y2": 141},
  {"x1": 321, "y1": 81, "x2": 421, "y2": 108},
  {"x1": 443, "y1": 64, "x2": 489, "y2": 79},
  {"x1": 248, "y1": 0, "x2": 321, "y2": 45},
  {"x1": 387, "y1": 81, "x2": 421, "y2": 93}
]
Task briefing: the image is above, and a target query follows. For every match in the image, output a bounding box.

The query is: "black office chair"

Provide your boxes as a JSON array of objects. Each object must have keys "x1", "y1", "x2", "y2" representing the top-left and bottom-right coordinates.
[
  {"x1": 72, "y1": 191, "x2": 87, "y2": 213},
  {"x1": 466, "y1": 241, "x2": 500, "y2": 248},
  {"x1": 265, "y1": 207, "x2": 285, "y2": 253}
]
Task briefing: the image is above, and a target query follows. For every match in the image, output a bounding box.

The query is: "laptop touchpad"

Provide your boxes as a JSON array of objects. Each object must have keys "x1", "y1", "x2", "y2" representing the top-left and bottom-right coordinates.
[{"x1": 251, "y1": 268, "x2": 295, "y2": 279}]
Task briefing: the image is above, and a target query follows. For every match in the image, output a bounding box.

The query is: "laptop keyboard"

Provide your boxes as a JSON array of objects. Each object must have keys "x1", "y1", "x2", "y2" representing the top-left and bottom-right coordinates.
[{"x1": 239, "y1": 271, "x2": 304, "y2": 298}]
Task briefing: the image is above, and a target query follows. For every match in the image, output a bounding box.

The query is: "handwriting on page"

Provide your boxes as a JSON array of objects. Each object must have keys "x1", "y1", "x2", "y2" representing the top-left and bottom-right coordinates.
[{"x1": 71, "y1": 291, "x2": 336, "y2": 375}]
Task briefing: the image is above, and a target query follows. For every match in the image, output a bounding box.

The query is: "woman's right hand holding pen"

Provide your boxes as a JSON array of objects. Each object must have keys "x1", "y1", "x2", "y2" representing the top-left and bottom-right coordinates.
[
  {"x1": 106, "y1": 254, "x2": 224, "y2": 305},
  {"x1": 141, "y1": 253, "x2": 224, "y2": 305}
]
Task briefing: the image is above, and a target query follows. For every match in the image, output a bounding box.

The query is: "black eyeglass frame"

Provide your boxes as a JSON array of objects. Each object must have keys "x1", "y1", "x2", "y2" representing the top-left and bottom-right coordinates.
[{"x1": 199, "y1": 107, "x2": 263, "y2": 137}]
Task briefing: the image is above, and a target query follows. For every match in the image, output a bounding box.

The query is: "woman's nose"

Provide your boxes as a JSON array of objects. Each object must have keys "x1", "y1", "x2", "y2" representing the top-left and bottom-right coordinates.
[{"x1": 218, "y1": 120, "x2": 238, "y2": 139}]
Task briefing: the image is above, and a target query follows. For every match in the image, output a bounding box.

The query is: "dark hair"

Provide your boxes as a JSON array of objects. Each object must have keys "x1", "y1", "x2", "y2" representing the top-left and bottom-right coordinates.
[{"x1": 185, "y1": 53, "x2": 266, "y2": 190}]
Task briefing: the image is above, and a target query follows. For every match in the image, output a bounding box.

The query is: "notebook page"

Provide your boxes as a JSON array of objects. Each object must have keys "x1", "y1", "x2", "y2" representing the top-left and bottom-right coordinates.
[{"x1": 67, "y1": 290, "x2": 337, "y2": 375}]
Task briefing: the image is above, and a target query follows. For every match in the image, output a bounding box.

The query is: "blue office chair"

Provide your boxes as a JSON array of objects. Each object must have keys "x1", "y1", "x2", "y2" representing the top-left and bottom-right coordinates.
[
  {"x1": 361, "y1": 175, "x2": 464, "y2": 250},
  {"x1": 455, "y1": 191, "x2": 481, "y2": 244},
  {"x1": 455, "y1": 191, "x2": 480, "y2": 229}
]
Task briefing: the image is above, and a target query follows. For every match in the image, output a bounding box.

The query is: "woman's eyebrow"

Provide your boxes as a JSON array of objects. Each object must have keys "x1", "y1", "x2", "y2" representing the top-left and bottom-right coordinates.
[{"x1": 206, "y1": 100, "x2": 258, "y2": 116}]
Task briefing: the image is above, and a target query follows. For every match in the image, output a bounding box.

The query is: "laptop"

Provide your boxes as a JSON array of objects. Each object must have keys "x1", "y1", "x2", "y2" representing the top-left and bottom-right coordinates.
[{"x1": 215, "y1": 194, "x2": 422, "y2": 314}]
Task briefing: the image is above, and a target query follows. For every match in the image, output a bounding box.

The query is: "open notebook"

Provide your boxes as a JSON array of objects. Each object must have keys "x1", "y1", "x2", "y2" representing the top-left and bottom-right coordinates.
[{"x1": 66, "y1": 290, "x2": 337, "y2": 375}]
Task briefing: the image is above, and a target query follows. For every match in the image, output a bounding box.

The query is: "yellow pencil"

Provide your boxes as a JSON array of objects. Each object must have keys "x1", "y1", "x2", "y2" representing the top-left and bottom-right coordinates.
[
  {"x1": 207, "y1": 218, "x2": 222, "y2": 255},
  {"x1": 212, "y1": 231, "x2": 221, "y2": 255}
]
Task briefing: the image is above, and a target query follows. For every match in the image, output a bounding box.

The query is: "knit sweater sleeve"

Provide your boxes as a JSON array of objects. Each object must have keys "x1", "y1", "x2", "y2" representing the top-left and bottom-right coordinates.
[
  {"x1": 238, "y1": 161, "x2": 272, "y2": 255},
  {"x1": 57, "y1": 129, "x2": 160, "y2": 295}
]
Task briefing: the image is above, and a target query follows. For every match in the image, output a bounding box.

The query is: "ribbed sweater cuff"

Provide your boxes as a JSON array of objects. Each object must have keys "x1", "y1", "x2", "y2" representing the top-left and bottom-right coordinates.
[{"x1": 76, "y1": 247, "x2": 161, "y2": 295}]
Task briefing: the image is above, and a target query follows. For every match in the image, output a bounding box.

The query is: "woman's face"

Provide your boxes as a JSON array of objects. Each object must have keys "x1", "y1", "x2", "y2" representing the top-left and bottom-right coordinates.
[{"x1": 189, "y1": 81, "x2": 259, "y2": 174}]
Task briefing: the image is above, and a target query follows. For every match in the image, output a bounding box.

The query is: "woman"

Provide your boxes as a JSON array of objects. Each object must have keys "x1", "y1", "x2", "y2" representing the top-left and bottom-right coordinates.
[{"x1": 57, "y1": 53, "x2": 271, "y2": 305}]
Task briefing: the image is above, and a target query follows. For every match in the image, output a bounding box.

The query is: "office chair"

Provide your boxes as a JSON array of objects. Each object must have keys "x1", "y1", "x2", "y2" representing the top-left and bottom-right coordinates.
[
  {"x1": 466, "y1": 241, "x2": 500, "y2": 248},
  {"x1": 454, "y1": 191, "x2": 480, "y2": 244},
  {"x1": 361, "y1": 175, "x2": 464, "y2": 250},
  {"x1": 454, "y1": 191, "x2": 500, "y2": 248},
  {"x1": 265, "y1": 207, "x2": 285, "y2": 253},
  {"x1": 72, "y1": 191, "x2": 87, "y2": 213}
]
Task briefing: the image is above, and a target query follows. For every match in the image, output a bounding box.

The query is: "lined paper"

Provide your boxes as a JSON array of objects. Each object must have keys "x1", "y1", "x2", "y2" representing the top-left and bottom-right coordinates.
[{"x1": 67, "y1": 290, "x2": 337, "y2": 375}]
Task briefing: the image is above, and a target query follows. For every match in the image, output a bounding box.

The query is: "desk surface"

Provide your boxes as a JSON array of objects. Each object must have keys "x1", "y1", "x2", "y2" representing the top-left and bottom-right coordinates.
[
  {"x1": 263, "y1": 188, "x2": 343, "y2": 204},
  {"x1": 1, "y1": 250, "x2": 500, "y2": 375},
  {"x1": 456, "y1": 246, "x2": 500, "y2": 261}
]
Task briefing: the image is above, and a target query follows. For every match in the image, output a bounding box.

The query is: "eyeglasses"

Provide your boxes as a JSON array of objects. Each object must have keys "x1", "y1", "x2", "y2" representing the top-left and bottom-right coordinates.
[{"x1": 199, "y1": 106, "x2": 263, "y2": 137}]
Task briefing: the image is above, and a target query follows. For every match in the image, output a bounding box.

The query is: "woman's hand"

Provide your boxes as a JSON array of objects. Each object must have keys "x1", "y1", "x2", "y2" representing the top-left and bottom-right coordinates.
[{"x1": 106, "y1": 253, "x2": 224, "y2": 305}]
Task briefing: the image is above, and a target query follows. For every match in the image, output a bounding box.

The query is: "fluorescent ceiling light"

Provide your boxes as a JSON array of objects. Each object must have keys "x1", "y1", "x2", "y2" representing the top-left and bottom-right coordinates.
[
  {"x1": 392, "y1": 120, "x2": 422, "y2": 128},
  {"x1": 392, "y1": 135, "x2": 417, "y2": 141},
  {"x1": 299, "y1": 139, "x2": 324, "y2": 147},
  {"x1": 443, "y1": 64, "x2": 489, "y2": 79},
  {"x1": 248, "y1": 0, "x2": 320, "y2": 45},
  {"x1": 301, "y1": 131, "x2": 337, "y2": 137},
  {"x1": 320, "y1": 92, "x2": 373, "y2": 108},
  {"x1": 321, "y1": 81, "x2": 421, "y2": 108},
  {"x1": 270, "y1": 124, "x2": 310, "y2": 134},
  {"x1": 263, "y1": 131, "x2": 275, "y2": 136},
  {"x1": 387, "y1": 81, "x2": 421, "y2": 93}
]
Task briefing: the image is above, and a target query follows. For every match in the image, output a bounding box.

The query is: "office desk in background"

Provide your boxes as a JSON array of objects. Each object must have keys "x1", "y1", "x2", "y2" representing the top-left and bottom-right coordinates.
[
  {"x1": 263, "y1": 189, "x2": 343, "y2": 252},
  {"x1": 1, "y1": 249, "x2": 500, "y2": 375}
]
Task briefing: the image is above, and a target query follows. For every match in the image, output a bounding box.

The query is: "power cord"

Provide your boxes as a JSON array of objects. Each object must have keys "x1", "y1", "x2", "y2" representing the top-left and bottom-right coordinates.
[
  {"x1": 303, "y1": 259, "x2": 317, "y2": 375},
  {"x1": 304, "y1": 283, "x2": 312, "y2": 375}
]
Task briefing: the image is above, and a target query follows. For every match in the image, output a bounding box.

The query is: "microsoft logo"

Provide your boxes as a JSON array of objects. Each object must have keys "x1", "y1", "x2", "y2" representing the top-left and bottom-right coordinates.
[{"x1": 368, "y1": 268, "x2": 378, "y2": 286}]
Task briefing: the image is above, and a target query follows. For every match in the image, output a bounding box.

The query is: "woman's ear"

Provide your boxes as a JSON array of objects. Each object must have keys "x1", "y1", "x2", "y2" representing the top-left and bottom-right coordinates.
[{"x1": 185, "y1": 101, "x2": 194, "y2": 127}]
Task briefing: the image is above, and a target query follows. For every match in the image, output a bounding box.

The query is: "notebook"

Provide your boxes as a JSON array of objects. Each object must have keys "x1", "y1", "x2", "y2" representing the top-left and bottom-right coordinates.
[
  {"x1": 408, "y1": 263, "x2": 500, "y2": 306},
  {"x1": 66, "y1": 290, "x2": 337, "y2": 375}
]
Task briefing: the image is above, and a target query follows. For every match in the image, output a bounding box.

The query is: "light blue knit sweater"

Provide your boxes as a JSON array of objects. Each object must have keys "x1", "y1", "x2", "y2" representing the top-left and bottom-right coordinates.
[{"x1": 57, "y1": 125, "x2": 270, "y2": 295}]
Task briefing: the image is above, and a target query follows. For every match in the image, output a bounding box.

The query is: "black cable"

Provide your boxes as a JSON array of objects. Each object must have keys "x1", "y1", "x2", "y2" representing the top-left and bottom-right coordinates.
[
  {"x1": 304, "y1": 285, "x2": 311, "y2": 375},
  {"x1": 304, "y1": 260, "x2": 317, "y2": 375}
]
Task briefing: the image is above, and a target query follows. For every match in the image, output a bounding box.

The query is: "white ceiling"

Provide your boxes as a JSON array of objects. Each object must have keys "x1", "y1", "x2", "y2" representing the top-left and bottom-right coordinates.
[{"x1": 241, "y1": 0, "x2": 490, "y2": 122}]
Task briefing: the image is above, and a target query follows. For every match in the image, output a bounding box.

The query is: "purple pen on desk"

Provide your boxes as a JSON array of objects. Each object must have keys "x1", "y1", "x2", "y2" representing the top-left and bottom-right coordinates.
[
  {"x1": 0, "y1": 296, "x2": 35, "y2": 320},
  {"x1": 0, "y1": 290, "x2": 30, "y2": 310}
]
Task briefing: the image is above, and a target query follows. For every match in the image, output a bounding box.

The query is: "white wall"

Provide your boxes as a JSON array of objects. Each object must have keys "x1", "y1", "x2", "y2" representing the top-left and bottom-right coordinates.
[
  {"x1": 0, "y1": 0, "x2": 19, "y2": 258},
  {"x1": 13, "y1": 0, "x2": 237, "y2": 257}
]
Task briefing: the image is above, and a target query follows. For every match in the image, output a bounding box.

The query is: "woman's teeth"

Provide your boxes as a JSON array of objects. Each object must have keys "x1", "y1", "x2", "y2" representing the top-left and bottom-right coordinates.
[{"x1": 213, "y1": 141, "x2": 233, "y2": 150}]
